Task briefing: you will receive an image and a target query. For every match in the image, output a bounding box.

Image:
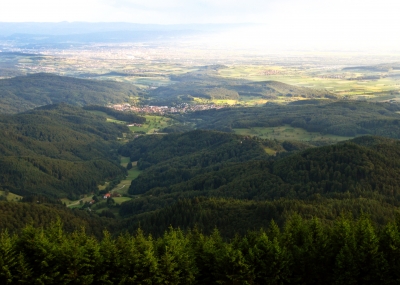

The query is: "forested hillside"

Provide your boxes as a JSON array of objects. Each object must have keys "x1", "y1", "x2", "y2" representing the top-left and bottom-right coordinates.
[
  {"x1": 117, "y1": 133, "x2": 400, "y2": 236},
  {"x1": 0, "y1": 201, "x2": 115, "y2": 238},
  {"x1": 0, "y1": 73, "x2": 142, "y2": 113},
  {"x1": 0, "y1": 103, "x2": 129, "y2": 198},
  {"x1": 182, "y1": 100, "x2": 400, "y2": 137},
  {"x1": 118, "y1": 130, "x2": 287, "y2": 195}
]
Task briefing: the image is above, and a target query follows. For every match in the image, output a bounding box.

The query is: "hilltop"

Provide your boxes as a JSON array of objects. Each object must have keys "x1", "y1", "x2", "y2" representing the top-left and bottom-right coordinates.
[
  {"x1": 0, "y1": 73, "x2": 142, "y2": 114},
  {"x1": 118, "y1": 132, "x2": 400, "y2": 236},
  {"x1": 0, "y1": 103, "x2": 130, "y2": 198}
]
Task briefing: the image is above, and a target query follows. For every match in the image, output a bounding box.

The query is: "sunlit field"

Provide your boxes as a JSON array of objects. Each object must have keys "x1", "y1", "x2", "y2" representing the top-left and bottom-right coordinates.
[
  {"x1": 218, "y1": 65, "x2": 400, "y2": 100},
  {"x1": 128, "y1": 115, "x2": 175, "y2": 133}
]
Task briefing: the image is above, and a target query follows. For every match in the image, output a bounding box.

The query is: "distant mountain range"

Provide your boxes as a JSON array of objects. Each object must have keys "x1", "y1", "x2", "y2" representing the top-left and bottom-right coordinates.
[{"x1": 0, "y1": 22, "x2": 253, "y2": 44}]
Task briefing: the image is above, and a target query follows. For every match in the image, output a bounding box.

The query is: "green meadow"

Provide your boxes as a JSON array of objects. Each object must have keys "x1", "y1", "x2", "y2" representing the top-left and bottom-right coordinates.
[
  {"x1": 62, "y1": 195, "x2": 94, "y2": 208},
  {"x1": 0, "y1": 190, "x2": 22, "y2": 201},
  {"x1": 112, "y1": 158, "x2": 141, "y2": 195},
  {"x1": 128, "y1": 115, "x2": 175, "y2": 133}
]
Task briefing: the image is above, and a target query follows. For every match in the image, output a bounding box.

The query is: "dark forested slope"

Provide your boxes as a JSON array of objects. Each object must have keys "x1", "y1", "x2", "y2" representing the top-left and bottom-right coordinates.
[
  {"x1": 0, "y1": 73, "x2": 142, "y2": 113},
  {"x1": 0, "y1": 201, "x2": 116, "y2": 238},
  {"x1": 118, "y1": 133, "x2": 400, "y2": 236},
  {"x1": 0, "y1": 104, "x2": 128, "y2": 198},
  {"x1": 182, "y1": 100, "x2": 400, "y2": 137},
  {"x1": 119, "y1": 130, "x2": 287, "y2": 196}
]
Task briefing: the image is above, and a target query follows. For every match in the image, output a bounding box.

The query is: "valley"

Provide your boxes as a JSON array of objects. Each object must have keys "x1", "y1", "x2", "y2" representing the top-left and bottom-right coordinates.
[
  {"x1": 2, "y1": 0, "x2": 400, "y2": 278},
  {"x1": 2, "y1": 27, "x2": 400, "y2": 284},
  {"x1": 3, "y1": 44, "x2": 400, "y2": 107}
]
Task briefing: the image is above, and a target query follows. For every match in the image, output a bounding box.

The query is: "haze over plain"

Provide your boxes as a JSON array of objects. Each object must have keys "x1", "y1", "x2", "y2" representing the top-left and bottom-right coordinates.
[{"x1": 1, "y1": 0, "x2": 400, "y2": 51}]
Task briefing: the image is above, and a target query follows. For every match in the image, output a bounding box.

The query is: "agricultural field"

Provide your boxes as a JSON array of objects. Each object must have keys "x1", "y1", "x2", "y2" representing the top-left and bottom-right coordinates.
[
  {"x1": 4, "y1": 46, "x2": 400, "y2": 107},
  {"x1": 4, "y1": 49, "x2": 198, "y2": 88},
  {"x1": 234, "y1": 125, "x2": 354, "y2": 144},
  {"x1": 217, "y1": 65, "x2": 400, "y2": 100}
]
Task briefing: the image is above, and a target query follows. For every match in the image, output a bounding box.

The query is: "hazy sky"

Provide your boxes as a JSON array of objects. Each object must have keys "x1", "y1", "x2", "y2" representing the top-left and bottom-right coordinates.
[{"x1": 1, "y1": 0, "x2": 400, "y2": 51}]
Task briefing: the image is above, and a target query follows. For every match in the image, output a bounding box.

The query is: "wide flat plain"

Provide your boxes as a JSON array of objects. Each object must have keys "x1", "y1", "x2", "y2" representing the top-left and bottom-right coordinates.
[
  {"x1": 4, "y1": 49, "x2": 400, "y2": 104},
  {"x1": 217, "y1": 65, "x2": 400, "y2": 100}
]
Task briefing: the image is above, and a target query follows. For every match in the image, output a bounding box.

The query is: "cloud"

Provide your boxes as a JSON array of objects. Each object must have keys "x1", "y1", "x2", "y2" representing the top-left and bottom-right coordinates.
[{"x1": 97, "y1": 0, "x2": 275, "y2": 23}]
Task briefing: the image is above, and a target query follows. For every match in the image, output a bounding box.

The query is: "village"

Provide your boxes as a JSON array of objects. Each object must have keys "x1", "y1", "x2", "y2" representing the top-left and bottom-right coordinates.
[{"x1": 110, "y1": 102, "x2": 225, "y2": 115}]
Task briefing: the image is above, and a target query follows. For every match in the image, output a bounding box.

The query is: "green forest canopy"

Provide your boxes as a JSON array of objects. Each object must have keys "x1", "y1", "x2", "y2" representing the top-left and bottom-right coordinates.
[
  {"x1": 0, "y1": 73, "x2": 143, "y2": 114},
  {"x1": 0, "y1": 103, "x2": 129, "y2": 198},
  {"x1": 180, "y1": 100, "x2": 400, "y2": 137}
]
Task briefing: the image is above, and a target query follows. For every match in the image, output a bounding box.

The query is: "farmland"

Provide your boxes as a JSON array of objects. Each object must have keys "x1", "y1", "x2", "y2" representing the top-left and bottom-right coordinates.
[
  {"x1": 217, "y1": 65, "x2": 400, "y2": 101},
  {"x1": 3, "y1": 45, "x2": 400, "y2": 106}
]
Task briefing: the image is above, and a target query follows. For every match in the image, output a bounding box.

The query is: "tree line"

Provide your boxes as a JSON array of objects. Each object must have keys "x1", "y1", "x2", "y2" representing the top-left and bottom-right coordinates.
[{"x1": 1, "y1": 214, "x2": 400, "y2": 284}]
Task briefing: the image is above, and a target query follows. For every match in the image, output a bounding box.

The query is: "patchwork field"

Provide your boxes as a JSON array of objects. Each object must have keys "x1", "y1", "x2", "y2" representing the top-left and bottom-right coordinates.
[
  {"x1": 217, "y1": 65, "x2": 400, "y2": 100},
  {"x1": 5, "y1": 49, "x2": 400, "y2": 107}
]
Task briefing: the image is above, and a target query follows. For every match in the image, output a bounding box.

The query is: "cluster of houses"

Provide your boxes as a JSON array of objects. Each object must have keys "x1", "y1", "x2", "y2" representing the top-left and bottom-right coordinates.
[
  {"x1": 103, "y1": 192, "x2": 121, "y2": 199},
  {"x1": 318, "y1": 74, "x2": 347, "y2": 79},
  {"x1": 260, "y1": 69, "x2": 283, "y2": 75},
  {"x1": 88, "y1": 192, "x2": 121, "y2": 205},
  {"x1": 110, "y1": 103, "x2": 224, "y2": 115}
]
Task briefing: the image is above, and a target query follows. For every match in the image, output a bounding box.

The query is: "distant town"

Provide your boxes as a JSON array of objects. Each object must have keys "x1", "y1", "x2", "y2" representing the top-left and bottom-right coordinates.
[{"x1": 109, "y1": 102, "x2": 225, "y2": 115}]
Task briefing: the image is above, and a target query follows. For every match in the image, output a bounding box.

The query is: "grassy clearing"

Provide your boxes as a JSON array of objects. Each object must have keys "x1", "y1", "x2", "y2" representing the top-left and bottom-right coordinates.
[
  {"x1": 113, "y1": 172, "x2": 141, "y2": 195},
  {"x1": 120, "y1": 156, "x2": 130, "y2": 166},
  {"x1": 238, "y1": 97, "x2": 268, "y2": 106},
  {"x1": 113, "y1": 197, "x2": 132, "y2": 204},
  {"x1": 98, "y1": 182, "x2": 108, "y2": 191},
  {"x1": 234, "y1": 125, "x2": 353, "y2": 143},
  {"x1": 0, "y1": 190, "x2": 22, "y2": 201},
  {"x1": 126, "y1": 167, "x2": 141, "y2": 180},
  {"x1": 128, "y1": 115, "x2": 175, "y2": 134},
  {"x1": 88, "y1": 110, "x2": 108, "y2": 117},
  {"x1": 63, "y1": 195, "x2": 94, "y2": 208},
  {"x1": 263, "y1": 147, "x2": 277, "y2": 155},
  {"x1": 106, "y1": 118, "x2": 126, "y2": 124},
  {"x1": 112, "y1": 159, "x2": 142, "y2": 195},
  {"x1": 211, "y1": 99, "x2": 238, "y2": 105}
]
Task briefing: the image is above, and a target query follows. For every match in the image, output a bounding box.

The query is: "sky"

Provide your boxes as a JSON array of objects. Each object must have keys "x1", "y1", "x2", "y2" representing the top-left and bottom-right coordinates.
[{"x1": 1, "y1": 0, "x2": 400, "y2": 51}]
